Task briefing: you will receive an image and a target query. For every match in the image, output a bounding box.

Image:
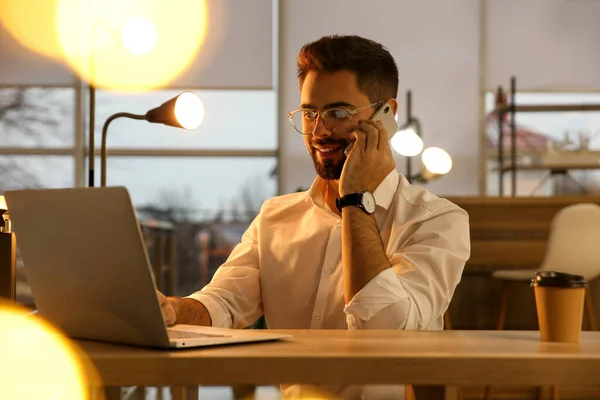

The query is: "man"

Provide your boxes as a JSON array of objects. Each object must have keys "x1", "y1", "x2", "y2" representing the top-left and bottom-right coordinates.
[{"x1": 158, "y1": 35, "x2": 470, "y2": 398}]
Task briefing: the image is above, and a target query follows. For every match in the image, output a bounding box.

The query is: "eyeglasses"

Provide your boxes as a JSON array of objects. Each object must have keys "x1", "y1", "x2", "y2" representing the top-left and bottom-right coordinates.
[{"x1": 287, "y1": 101, "x2": 385, "y2": 135}]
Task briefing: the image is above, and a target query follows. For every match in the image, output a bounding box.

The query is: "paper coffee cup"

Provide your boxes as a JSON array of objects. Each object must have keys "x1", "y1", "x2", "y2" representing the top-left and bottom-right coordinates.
[{"x1": 531, "y1": 271, "x2": 586, "y2": 343}]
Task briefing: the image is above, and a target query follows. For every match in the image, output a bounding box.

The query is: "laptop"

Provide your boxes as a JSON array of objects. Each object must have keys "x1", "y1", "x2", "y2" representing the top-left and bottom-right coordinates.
[{"x1": 5, "y1": 186, "x2": 291, "y2": 349}]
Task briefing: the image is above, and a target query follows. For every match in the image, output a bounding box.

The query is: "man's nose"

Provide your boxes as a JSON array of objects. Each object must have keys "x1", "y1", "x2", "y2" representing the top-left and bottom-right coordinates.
[{"x1": 311, "y1": 114, "x2": 333, "y2": 138}]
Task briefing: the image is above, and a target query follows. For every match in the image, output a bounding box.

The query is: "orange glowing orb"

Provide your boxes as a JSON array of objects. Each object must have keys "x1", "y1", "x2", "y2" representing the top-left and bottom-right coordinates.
[
  {"x1": 55, "y1": 0, "x2": 208, "y2": 91},
  {"x1": 0, "y1": 0, "x2": 64, "y2": 60},
  {"x1": 0, "y1": 302, "x2": 104, "y2": 399}
]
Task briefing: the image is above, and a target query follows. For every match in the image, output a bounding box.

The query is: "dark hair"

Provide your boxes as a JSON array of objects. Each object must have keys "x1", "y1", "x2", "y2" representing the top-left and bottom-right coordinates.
[{"x1": 296, "y1": 35, "x2": 399, "y2": 102}]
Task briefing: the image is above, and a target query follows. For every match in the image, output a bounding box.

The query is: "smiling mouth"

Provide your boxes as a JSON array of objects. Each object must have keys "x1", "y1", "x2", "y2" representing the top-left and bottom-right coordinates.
[{"x1": 315, "y1": 146, "x2": 344, "y2": 156}]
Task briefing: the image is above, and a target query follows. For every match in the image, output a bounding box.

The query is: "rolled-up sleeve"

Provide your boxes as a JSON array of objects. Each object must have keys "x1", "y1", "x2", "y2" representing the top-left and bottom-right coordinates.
[
  {"x1": 186, "y1": 218, "x2": 263, "y2": 329},
  {"x1": 344, "y1": 205, "x2": 470, "y2": 330}
]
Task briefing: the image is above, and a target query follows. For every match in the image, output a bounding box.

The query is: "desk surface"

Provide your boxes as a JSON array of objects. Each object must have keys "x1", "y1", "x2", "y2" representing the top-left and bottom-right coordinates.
[{"x1": 76, "y1": 330, "x2": 600, "y2": 387}]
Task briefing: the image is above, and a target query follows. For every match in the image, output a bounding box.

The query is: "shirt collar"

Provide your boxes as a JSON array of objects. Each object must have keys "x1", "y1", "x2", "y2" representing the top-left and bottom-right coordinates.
[
  {"x1": 306, "y1": 170, "x2": 399, "y2": 211},
  {"x1": 372, "y1": 170, "x2": 399, "y2": 210}
]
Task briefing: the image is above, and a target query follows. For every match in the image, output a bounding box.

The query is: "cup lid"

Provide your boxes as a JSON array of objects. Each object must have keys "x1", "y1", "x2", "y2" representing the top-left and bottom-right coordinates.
[{"x1": 530, "y1": 271, "x2": 587, "y2": 288}]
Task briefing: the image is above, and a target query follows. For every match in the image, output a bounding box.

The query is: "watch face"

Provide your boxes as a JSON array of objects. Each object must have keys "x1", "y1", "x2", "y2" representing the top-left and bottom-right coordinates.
[{"x1": 361, "y1": 192, "x2": 376, "y2": 214}]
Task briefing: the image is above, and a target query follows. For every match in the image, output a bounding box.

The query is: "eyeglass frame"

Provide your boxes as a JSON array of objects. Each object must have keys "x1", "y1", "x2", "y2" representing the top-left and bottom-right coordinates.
[{"x1": 286, "y1": 100, "x2": 386, "y2": 135}]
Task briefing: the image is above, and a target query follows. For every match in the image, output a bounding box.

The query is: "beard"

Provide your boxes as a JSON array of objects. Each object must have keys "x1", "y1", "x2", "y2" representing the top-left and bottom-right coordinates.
[{"x1": 309, "y1": 138, "x2": 348, "y2": 180}]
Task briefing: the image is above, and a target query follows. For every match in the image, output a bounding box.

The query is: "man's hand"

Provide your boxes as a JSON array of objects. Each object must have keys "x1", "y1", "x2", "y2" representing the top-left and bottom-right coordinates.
[
  {"x1": 156, "y1": 290, "x2": 177, "y2": 326},
  {"x1": 339, "y1": 119, "x2": 395, "y2": 197}
]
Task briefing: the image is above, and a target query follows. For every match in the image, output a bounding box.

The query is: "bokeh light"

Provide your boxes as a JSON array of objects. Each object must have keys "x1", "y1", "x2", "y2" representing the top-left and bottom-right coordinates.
[
  {"x1": 0, "y1": 0, "x2": 64, "y2": 60},
  {"x1": 120, "y1": 15, "x2": 158, "y2": 56},
  {"x1": 0, "y1": 301, "x2": 104, "y2": 400},
  {"x1": 422, "y1": 146, "x2": 453, "y2": 175},
  {"x1": 391, "y1": 128, "x2": 424, "y2": 157},
  {"x1": 55, "y1": 0, "x2": 208, "y2": 90}
]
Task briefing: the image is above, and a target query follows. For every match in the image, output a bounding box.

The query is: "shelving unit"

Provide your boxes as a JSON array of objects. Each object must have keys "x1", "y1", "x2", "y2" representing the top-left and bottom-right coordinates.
[{"x1": 492, "y1": 76, "x2": 600, "y2": 196}]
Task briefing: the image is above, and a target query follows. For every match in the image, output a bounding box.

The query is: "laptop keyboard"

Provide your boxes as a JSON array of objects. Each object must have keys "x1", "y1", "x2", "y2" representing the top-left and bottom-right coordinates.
[{"x1": 167, "y1": 329, "x2": 231, "y2": 339}]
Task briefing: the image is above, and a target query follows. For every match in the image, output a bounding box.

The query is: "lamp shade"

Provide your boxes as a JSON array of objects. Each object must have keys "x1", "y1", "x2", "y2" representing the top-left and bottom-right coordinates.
[
  {"x1": 145, "y1": 91, "x2": 204, "y2": 129},
  {"x1": 101, "y1": 90, "x2": 204, "y2": 187},
  {"x1": 0, "y1": 195, "x2": 6, "y2": 212},
  {"x1": 391, "y1": 119, "x2": 423, "y2": 157}
]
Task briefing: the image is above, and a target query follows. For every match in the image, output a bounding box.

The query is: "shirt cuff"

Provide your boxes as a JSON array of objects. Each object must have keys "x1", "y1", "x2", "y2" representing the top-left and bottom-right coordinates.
[
  {"x1": 343, "y1": 267, "x2": 408, "y2": 322},
  {"x1": 185, "y1": 293, "x2": 232, "y2": 329}
]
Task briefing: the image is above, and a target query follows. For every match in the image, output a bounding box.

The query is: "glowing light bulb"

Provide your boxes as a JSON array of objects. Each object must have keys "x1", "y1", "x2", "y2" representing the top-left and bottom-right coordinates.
[
  {"x1": 422, "y1": 147, "x2": 452, "y2": 175},
  {"x1": 391, "y1": 128, "x2": 424, "y2": 157},
  {"x1": 175, "y1": 92, "x2": 204, "y2": 129}
]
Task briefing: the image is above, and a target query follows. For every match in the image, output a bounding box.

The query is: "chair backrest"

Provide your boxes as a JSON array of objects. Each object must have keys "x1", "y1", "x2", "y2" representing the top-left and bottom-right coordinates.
[{"x1": 540, "y1": 203, "x2": 600, "y2": 281}]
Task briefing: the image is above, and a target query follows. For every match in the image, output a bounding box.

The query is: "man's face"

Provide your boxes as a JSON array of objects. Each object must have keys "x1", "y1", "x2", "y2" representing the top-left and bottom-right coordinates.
[{"x1": 300, "y1": 70, "x2": 373, "y2": 180}]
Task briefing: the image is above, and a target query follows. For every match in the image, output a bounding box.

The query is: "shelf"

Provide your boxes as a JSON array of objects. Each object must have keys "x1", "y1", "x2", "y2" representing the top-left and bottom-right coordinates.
[
  {"x1": 490, "y1": 76, "x2": 600, "y2": 196},
  {"x1": 493, "y1": 104, "x2": 600, "y2": 113},
  {"x1": 492, "y1": 163, "x2": 600, "y2": 173}
]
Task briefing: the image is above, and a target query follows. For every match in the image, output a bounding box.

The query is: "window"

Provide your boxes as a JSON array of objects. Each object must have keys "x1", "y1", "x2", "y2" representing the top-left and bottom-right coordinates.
[
  {"x1": 96, "y1": 156, "x2": 276, "y2": 220},
  {"x1": 0, "y1": 87, "x2": 78, "y2": 306},
  {"x1": 0, "y1": 87, "x2": 75, "y2": 148},
  {"x1": 485, "y1": 92, "x2": 600, "y2": 196},
  {"x1": 0, "y1": 155, "x2": 73, "y2": 190},
  {"x1": 1, "y1": 85, "x2": 279, "y2": 301},
  {"x1": 95, "y1": 89, "x2": 277, "y2": 150}
]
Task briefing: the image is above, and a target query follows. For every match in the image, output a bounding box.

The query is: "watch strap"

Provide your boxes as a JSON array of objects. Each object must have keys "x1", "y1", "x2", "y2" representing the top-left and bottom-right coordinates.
[{"x1": 336, "y1": 193, "x2": 363, "y2": 212}]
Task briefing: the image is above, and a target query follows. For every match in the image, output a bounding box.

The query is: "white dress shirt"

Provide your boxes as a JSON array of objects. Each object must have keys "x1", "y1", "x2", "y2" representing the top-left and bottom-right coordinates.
[{"x1": 188, "y1": 171, "x2": 470, "y2": 398}]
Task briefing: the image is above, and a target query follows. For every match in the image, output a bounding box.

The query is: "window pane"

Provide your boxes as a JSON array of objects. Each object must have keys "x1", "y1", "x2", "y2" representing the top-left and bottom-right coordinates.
[
  {"x1": 0, "y1": 88, "x2": 75, "y2": 148},
  {"x1": 0, "y1": 155, "x2": 74, "y2": 192},
  {"x1": 95, "y1": 90, "x2": 276, "y2": 150},
  {"x1": 485, "y1": 92, "x2": 600, "y2": 145},
  {"x1": 97, "y1": 156, "x2": 276, "y2": 218},
  {"x1": 93, "y1": 156, "x2": 277, "y2": 295},
  {"x1": 485, "y1": 92, "x2": 600, "y2": 196},
  {"x1": 0, "y1": 155, "x2": 74, "y2": 306}
]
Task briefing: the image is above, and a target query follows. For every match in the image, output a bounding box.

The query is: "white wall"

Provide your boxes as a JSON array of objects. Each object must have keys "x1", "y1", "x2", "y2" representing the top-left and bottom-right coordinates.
[
  {"x1": 0, "y1": 23, "x2": 76, "y2": 85},
  {"x1": 486, "y1": 0, "x2": 600, "y2": 91},
  {"x1": 278, "y1": 0, "x2": 482, "y2": 195}
]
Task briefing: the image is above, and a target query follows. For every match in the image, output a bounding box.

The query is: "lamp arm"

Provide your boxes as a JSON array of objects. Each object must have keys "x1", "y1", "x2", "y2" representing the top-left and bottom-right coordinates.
[
  {"x1": 408, "y1": 173, "x2": 424, "y2": 184},
  {"x1": 101, "y1": 112, "x2": 146, "y2": 187}
]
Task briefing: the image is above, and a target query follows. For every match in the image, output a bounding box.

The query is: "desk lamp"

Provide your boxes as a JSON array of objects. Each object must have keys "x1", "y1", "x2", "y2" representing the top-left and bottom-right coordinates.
[
  {"x1": 100, "y1": 91, "x2": 204, "y2": 186},
  {"x1": 391, "y1": 90, "x2": 453, "y2": 183},
  {"x1": 0, "y1": 195, "x2": 16, "y2": 301}
]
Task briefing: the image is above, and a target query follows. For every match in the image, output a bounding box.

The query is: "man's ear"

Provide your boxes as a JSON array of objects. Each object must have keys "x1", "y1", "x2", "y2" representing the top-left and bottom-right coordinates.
[{"x1": 388, "y1": 98, "x2": 399, "y2": 117}]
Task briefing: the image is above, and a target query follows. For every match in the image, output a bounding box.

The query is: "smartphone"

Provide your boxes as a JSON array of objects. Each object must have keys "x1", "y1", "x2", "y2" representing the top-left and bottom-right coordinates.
[
  {"x1": 344, "y1": 101, "x2": 398, "y2": 156},
  {"x1": 369, "y1": 101, "x2": 399, "y2": 135}
]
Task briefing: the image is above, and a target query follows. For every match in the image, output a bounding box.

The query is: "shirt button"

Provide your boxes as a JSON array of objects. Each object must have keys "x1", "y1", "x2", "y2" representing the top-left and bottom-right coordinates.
[
  {"x1": 314, "y1": 314, "x2": 322, "y2": 320},
  {"x1": 323, "y1": 268, "x2": 332, "y2": 275}
]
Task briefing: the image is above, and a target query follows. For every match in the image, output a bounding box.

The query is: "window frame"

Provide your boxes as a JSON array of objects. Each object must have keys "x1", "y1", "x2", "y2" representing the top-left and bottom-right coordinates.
[{"x1": 0, "y1": 82, "x2": 280, "y2": 192}]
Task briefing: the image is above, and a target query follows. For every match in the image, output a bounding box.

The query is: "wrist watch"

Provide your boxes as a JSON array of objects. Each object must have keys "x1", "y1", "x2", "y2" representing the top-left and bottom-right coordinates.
[{"x1": 336, "y1": 191, "x2": 376, "y2": 214}]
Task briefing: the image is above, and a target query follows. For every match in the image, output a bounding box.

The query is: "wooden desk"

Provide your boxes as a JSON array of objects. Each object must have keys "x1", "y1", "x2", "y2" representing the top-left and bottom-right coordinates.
[{"x1": 76, "y1": 330, "x2": 600, "y2": 388}]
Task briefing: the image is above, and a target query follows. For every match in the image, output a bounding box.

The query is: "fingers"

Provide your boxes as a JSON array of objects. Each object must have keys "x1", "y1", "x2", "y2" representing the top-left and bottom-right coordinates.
[
  {"x1": 372, "y1": 119, "x2": 390, "y2": 151},
  {"x1": 348, "y1": 129, "x2": 366, "y2": 153},
  {"x1": 358, "y1": 120, "x2": 379, "y2": 152},
  {"x1": 360, "y1": 119, "x2": 392, "y2": 152}
]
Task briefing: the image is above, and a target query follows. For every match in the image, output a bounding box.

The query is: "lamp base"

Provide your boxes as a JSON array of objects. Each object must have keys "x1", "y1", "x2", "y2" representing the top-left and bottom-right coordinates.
[{"x1": 0, "y1": 232, "x2": 16, "y2": 300}]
